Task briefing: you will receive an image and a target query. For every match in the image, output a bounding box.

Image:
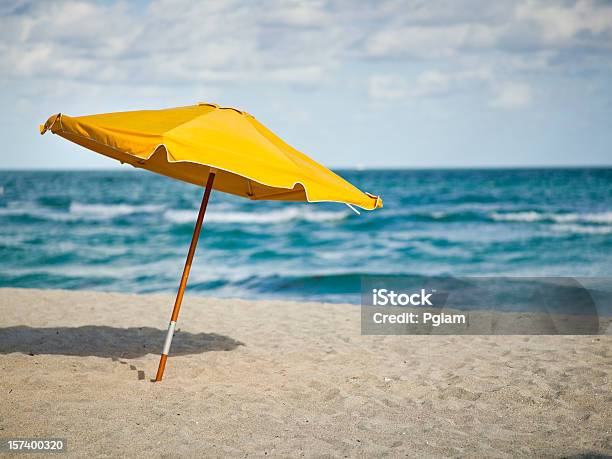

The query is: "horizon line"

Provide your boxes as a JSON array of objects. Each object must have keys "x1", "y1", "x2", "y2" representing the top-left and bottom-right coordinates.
[{"x1": 1, "y1": 164, "x2": 612, "y2": 172}]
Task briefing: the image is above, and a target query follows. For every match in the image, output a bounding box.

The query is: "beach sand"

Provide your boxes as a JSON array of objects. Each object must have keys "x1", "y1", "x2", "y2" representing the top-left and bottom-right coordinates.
[{"x1": 1, "y1": 287, "x2": 610, "y2": 457}]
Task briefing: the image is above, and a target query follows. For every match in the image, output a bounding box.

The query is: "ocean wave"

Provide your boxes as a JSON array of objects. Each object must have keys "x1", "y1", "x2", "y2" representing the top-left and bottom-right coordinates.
[
  {"x1": 0, "y1": 206, "x2": 73, "y2": 222},
  {"x1": 164, "y1": 207, "x2": 350, "y2": 225},
  {"x1": 408, "y1": 210, "x2": 487, "y2": 222},
  {"x1": 551, "y1": 224, "x2": 612, "y2": 235},
  {"x1": 0, "y1": 207, "x2": 28, "y2": 217},
  {"x1": 38, "y1": 195, "x2": 72, "y2": 209},
  {"x1": 0, "y1": 202, "x2": 166, "y2": 222},
  {"x1": 69, "y1": 203, "x2": 165, "y2": 219},
  {"x1": 490, "y1": 211, "x2": 612, "y2": 224},
  {"x1": 241, "y1": 272, "x2": 376, "y2": 299}
]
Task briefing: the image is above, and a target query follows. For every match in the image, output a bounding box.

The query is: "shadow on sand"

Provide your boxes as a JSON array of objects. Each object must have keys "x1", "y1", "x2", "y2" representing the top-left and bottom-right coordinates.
[{"x1": 0, "y1": 325, "x2": 244, "y2": 359}]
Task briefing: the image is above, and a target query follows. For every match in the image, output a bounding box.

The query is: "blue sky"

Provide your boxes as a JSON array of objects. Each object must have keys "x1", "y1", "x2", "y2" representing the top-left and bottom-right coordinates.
[{"x1": 1, "y1": 0, "x2": 611, "y2": 169}]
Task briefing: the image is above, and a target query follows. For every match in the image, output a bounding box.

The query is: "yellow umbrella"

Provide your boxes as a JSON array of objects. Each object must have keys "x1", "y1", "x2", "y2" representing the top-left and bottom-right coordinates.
[{"x1": 40, "y1": 103, "x2": 382, "y2": 381}]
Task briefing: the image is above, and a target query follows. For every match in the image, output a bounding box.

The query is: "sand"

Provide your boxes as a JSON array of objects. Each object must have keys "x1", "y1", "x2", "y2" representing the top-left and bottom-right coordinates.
[{"x1": 0, "y1": 287, "x2": 610, "y2": 457}]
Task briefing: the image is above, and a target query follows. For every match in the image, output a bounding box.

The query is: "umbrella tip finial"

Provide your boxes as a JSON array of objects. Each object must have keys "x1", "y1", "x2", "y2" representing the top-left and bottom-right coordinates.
[{"x1": 40, "y1": 113, "x2": 61, "y2": 135}]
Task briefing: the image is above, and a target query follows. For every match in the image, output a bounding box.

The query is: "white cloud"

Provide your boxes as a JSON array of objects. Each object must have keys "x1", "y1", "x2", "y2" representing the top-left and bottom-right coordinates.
[
  {"x1": 263, "y1": 1, "x2": 332, "y2": 27},
  {"x1": 368, "y1": 67, "x2": 492, "y2": 102},
  {"x1": 368, "y1": 75, "x2": 409, "y2": 101},
  {"x1": 368, "y1": 67, "x2": 535, "y2": 110},
  {"x1": 0, "y1": 0, "x2": 611, "y2": 108},
  {"x1": 413, "y1": 71, "x2": 451, "y2": 96},
  {"x1": 365, "y1": 24, "x2": 502, "y2": 59},
  {"x1": 516, "y1": 0, "x2": 612, "y2": 45},
  {"x1": 0, "y1": 0, "x2": 344, "y2": 88},
  {"x1": 491, "y1": 82, "x2": 532, "y2": 108}
]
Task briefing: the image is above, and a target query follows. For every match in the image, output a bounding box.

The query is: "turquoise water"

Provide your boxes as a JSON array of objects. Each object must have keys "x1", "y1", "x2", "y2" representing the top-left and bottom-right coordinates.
[{"x1": 0, "y1": 169, "x2": 611, "y2": 303}]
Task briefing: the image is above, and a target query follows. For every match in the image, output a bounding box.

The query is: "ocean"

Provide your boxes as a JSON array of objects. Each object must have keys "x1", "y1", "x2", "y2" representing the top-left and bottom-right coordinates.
[{"x1": 1, "y1": 168, "x2": 611, "y2": 304}]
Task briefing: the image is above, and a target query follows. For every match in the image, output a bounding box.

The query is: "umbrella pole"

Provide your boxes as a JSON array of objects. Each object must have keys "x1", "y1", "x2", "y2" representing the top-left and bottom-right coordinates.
[{"x1": 155, "y1": 168, "x2": 217, "y2": 382}]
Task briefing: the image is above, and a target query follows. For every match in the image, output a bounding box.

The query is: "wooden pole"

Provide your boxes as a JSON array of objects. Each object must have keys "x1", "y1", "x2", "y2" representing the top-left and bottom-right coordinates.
[{"x1": 155, "y1": 168, "x2": 217, "y2": 382}]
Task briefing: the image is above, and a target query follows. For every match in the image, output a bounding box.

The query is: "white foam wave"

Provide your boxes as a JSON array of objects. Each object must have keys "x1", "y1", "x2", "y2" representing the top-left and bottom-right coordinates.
[
  {"x1": 0, "y1": 206, "x2": 74, "y2": 222},
  {"x1": 162, "y1": 210, "x2": 197, "y2": 224},
  {"x1": 551, "y1": 224, "x2": 612, "y2": 235},
  {"x1": 0, "y1": 207, "x2": 27, "y2": 217},
  {"x1": 490, "y1": 211, "x2": 542, "y2": 222},
  {"x1": 164, "y1": 207, "x2": 349, "y2": 225},
  {"x1": 554, "y1": 212, "x2": 612, "y2": 224},
  {"x1": 69, "y1": 203, "x2": 164, "y2": 219},
  {"x1": 490, "y1": 211, "x2": 612, "y2": 224}
]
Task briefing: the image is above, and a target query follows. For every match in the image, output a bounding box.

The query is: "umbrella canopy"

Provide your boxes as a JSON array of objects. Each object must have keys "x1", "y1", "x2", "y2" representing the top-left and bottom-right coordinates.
[
  {"x1": 40, "y1": 103, "x2": 382, "y2": 382},
  {"x1": 40, "y1": 103, "x2": 382, "y2": 210}
]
